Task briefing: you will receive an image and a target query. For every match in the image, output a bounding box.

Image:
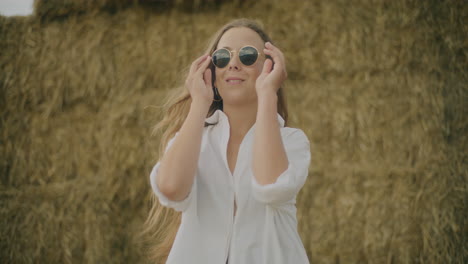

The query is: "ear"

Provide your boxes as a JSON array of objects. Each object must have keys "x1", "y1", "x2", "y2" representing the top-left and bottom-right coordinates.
[{"x1": 266, "y1": 54, "x2": 275, "y2": 69}]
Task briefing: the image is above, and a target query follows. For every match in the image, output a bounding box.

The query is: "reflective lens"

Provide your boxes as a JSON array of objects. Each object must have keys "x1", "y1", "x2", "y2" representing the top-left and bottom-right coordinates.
[
  {"x1": 239, "y1": 46, "x2": 258, "y2": 66},
  {"x1": 212, "y1": 49, "x2": 231, "y2": 68},
  {"x1": 211, "y1": 46, "x2": 259, "y2": 68}
]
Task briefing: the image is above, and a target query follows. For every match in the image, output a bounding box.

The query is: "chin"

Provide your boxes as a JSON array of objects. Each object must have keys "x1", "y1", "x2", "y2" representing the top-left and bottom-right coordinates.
[
  {"x1": 220, "y1": 92, "x2": 257, "y2": 106},
  {"x1": 217, "y1": 82, "x2": 257, "y2": 105}
]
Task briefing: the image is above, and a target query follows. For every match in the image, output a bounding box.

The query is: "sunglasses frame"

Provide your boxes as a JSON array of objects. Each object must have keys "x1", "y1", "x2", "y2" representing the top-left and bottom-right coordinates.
[{"x1": 211, "y1": 45, "x2": 263, "y2": 68}]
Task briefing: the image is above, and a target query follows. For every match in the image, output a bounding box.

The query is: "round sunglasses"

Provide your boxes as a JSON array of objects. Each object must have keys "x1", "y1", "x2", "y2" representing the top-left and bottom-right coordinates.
[{"x1": 211, "y1": 45, "x2": 261, "y2": 68}]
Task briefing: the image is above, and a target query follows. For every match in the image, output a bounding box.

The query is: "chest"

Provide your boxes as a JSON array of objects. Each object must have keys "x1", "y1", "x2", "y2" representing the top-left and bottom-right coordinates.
[
  {"x1": 226, "y1": 138, "x2": 243, "y2": 175},
  {"x1": 197, "y1": 133, "x2": 253, "y2": 199}
]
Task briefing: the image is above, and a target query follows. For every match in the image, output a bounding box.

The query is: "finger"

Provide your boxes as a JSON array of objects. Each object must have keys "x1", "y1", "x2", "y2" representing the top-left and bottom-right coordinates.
[
  {"x1": 264, "y1": 45, "x2": 287, "y2": 75},
  {"x1": 261, "y1": 58, "x2": 273, "y2": 75},
  {"x1": 203, "y1": 68, "x2": 212, "y2": 89},
  {"x1": 265, "y1": 42, "x2": 282, "y2": 55},
  {"x1": 264, "y1": 42, "x2": 286, "y2": 65},
  {"x1": 264, "y1": 49, "x2": 284, "y2": 75},
  {"x1": 196, "y1": 56, "x2": 212, "y2": 75},
  {"x1": 263, "y1": 50, "x2": 284, "y2": 67},
  {"x1": 190, "y1": 54, "x2": 209, "y2": 74}
]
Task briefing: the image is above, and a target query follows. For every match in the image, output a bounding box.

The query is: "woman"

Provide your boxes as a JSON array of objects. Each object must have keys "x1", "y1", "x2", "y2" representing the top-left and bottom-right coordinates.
[{"x1": 146, "y1": 19, "x2": 311, "y2": 264}]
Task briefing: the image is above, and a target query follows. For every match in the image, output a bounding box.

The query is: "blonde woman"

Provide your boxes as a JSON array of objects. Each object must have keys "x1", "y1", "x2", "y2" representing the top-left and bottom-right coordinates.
[{"x1": 146, "y1": 19, "x2": 311, "y2": 264}]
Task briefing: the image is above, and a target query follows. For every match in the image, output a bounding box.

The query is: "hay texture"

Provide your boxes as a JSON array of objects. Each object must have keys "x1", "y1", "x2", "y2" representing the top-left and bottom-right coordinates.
[{"x1": 1, "y1": 0, "x2": 466, "y2": 263}]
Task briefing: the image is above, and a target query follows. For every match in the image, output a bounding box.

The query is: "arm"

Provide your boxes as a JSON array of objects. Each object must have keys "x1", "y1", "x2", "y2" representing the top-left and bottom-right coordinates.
[
  {"x1": 156, "y1": 55, "x2": 213, "y2": 201},
  {"x1": 156, "y1": 101, "x2": 209, "y2": 201},
  {"x1": 253, "y1": 93, "x2": 288, "y2": 185},
  {"x1": 252, "y1": 128, "x2": 311, "y2": 204},
  {"x1": 253, "y1": 42, "x2": 289, "y2": 185},
  {"x1": 252, "y1": 43, "x2": 310, "y2": 204}
]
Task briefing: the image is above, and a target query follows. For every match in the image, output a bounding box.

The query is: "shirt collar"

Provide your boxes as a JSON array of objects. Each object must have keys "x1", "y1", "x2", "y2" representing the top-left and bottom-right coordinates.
[{"x1": 205, "y1": 109, "x2": 285, "y2": 128}]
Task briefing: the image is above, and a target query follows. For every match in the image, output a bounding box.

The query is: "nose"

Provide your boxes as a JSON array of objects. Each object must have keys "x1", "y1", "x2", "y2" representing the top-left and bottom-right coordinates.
[{"x1": 228, "y1": 51, "x2": 241, "y2": 70}]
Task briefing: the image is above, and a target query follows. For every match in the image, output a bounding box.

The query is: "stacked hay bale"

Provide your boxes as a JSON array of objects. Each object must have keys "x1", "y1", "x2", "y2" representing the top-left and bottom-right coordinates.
[{"x1": 0, "y1": 0, "x2": 466, "y2": 263}]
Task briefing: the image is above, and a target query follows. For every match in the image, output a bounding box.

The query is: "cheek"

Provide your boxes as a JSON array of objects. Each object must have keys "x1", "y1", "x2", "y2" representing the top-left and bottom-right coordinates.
[
  {"x1": 251, "y1": 64, "x2": 263, "y2": 79},
  {"x1": 255, "y1": 59, "x2": 265, "y2": 73}
]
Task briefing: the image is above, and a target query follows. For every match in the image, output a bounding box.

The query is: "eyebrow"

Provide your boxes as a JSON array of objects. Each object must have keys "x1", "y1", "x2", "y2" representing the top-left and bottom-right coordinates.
[{"x1": 220, "y1": 46, "x2": 233, "y2": 50}]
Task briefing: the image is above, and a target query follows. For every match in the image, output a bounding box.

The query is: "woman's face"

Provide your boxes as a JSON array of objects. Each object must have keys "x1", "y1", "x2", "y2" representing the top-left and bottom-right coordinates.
[{"x1": 214, "y1": 27, "x2": 265, "y2": 107}]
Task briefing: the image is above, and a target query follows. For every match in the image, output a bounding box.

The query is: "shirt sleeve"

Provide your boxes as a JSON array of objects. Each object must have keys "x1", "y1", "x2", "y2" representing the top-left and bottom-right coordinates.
[
  {"x1": 251, "y1": 128, "x2": 311, "y2": 205},
  {"x1": 149, "y1": 133, "x2": 197, "y2": 212}
]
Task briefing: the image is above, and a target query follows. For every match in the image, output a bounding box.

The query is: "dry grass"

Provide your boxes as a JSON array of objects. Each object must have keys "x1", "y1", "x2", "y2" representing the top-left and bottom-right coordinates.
[{"x1": 1, "y1": 0, "x2": 466, "y2": 263}]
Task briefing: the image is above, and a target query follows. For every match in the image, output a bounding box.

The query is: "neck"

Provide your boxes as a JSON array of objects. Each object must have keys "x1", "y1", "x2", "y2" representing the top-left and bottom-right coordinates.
[{"x1": 223, "y1": 102, "x2": 257, "y2": 139}]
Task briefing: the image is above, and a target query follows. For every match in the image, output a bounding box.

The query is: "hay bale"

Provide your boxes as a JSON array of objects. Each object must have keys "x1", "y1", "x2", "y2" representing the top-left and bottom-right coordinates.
[
  {"x1": 33, "y1": 0, "x2": 241, "y2": 19},
  {"x1": 1, "y1": 0, "x2": 466, "y2": 263}
]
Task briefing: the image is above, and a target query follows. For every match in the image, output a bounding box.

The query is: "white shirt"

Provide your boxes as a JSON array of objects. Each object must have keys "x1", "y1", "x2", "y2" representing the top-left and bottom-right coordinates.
[{"x1": 150, "y1": 109, "x2": 311, "y2": 264}]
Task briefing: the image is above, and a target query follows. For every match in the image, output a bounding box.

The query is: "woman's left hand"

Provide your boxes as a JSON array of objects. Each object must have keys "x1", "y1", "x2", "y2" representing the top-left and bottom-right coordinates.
[{"x1": 255, "y1": 42, "x2": 287, "y2": 98}]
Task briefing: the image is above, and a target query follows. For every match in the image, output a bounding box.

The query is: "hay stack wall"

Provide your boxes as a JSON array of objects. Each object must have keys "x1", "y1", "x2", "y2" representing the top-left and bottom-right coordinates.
[{"x1": 1, "y1": 0, "x2": 466, "y2": 263}]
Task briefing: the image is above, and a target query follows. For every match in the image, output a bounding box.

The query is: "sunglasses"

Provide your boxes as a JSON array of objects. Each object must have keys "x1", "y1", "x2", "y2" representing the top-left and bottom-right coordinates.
[{"x1": 211, "y1": 45, "x2": 261, "y2": 68}]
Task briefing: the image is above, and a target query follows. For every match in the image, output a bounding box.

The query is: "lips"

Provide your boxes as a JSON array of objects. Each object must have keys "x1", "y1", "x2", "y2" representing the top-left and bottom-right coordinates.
[{"x1": 226, "y1": 77, "x2": 244, "y2": 84}]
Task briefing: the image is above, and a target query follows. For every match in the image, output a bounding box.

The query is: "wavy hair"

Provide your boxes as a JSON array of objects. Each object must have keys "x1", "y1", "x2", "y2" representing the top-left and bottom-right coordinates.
[{"x1": 142, "y1": 18, "x2": 289, "y2": 263}]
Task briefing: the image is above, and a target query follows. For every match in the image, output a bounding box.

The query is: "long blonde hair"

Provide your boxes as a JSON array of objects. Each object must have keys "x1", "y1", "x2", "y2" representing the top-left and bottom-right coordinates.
[{"x1": 142, "y1": 18, "x2": 289, "y2": 263}]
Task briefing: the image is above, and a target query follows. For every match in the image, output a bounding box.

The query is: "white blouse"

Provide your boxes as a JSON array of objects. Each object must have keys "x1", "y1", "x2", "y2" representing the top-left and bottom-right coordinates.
[{"x1": 150, "y1": 109, "x2": 311, "y2": 264}]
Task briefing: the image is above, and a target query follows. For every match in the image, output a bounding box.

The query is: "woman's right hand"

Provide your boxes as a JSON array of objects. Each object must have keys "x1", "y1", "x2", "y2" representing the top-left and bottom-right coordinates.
[{"x1": 185, "y1": 54, "x2": 213, "y2": 107}]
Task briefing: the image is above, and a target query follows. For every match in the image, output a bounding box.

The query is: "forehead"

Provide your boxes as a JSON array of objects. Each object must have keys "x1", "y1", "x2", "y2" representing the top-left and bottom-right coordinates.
[{"x1": 217, "y1": 27, "x2": 265, "y2": 50}]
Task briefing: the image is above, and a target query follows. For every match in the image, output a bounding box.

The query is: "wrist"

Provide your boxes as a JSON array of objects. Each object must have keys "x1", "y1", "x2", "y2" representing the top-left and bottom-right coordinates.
[
  {"x1": 190, "y1": 99, "x2": 211, "y2": 114},
  {"x1": 257, "y1": 90, "x2": 278, "y2": 105}
]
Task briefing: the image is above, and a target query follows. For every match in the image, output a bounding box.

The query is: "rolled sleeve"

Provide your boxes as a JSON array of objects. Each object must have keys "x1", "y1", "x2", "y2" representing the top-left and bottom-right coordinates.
[
  {"x1": 251, "y1": 129, "x2": 311, "y2": 205},
  {"x1": 150, "y1": 162, "x2": 196, "y2": 212},
  {"x1": 148, "y1": 133, "x2": 197, "y2": 212}
]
